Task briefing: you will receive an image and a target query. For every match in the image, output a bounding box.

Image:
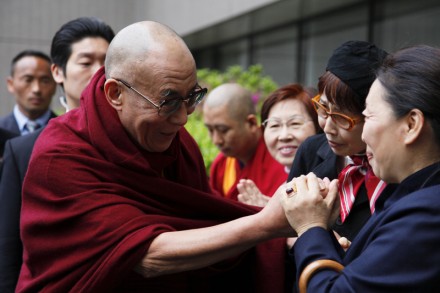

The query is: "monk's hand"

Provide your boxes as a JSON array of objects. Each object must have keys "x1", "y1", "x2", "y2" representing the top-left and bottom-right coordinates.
[
  {"x1": 286, "y1": 237, "x2": 298, "y2": 249},
  {"x1": 257, "y1": 183, "x2": 297, "y2": 238},
  {"x1": 280, "y1": 173, "x2": 339, "y2": 237},
  {"x1": 237, "y1": 179, "x2": 270, "y2": 207}
]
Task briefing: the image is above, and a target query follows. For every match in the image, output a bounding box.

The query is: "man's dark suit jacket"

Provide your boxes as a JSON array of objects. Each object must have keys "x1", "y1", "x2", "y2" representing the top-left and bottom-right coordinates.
[
  {"x1": 0, "y1": 128, "x2": 19, "y2": 166},
  {"x1": 287, "y1": 133, "x2": 371, "y2": 241},
  {"x1": 0, "y1": 111, "x2": 57, "y2": 135},
  {"x1": 0, "y1": 128, "x2": 43, "y2": 292}
]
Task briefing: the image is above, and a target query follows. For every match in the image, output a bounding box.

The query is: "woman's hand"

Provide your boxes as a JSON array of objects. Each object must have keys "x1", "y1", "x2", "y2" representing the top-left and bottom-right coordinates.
[
  {"x1": 334, "y1": 231, "x2": 351, "y2": 251},
  {"x1": 237, "y1": 179, "x2": 270, "y2": 207},
  {"x1": 280, "y1": 173, "x2": 339, "y2": 237}
]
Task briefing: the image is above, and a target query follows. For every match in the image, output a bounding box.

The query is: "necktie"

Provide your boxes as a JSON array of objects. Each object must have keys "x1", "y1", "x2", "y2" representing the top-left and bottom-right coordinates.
[
  {"x1": 25, "y1": 121, "x2": 41, "y2": 133},
  {"x1": 338, "y1": 155, "x2": 386, "y2": 222}
]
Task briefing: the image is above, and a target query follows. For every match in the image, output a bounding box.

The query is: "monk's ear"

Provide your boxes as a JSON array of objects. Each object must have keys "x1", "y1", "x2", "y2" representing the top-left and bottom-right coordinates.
[
  {"x1": 246, "y1": 114, "x2": 259, "y2": 128},
  {"x1": 104, "y1": 78, "x2": 123, "y2": 110},
  {"x1": 404, "y1": 109, "x2": 424, "y2": 145}
]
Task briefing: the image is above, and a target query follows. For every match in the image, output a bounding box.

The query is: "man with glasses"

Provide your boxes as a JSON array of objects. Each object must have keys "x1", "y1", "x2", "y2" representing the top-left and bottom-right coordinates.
[
  {"x1": 16, "y1": 21, "x2": 294, "y2": 292},
  {"x1": 203, "y1": 83, "x2": 287, "y2": 200},
  {"x1": 288, "y1": 40, "x2": 388, "y2": 243},
  {"x1": 115, "y1": 78, "x2": 207, "y2": 116}
]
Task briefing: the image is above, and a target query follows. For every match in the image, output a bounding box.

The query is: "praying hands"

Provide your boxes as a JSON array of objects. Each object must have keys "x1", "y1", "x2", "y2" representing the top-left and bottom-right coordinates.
[{"x1": 237, "y1": 179, "x2": 271, "y2": 207}]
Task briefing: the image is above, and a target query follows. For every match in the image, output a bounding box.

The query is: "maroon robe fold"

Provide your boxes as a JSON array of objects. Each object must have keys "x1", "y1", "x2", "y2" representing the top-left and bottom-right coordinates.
[{"x1": 16, "y1": 67, "x2": 287, "y2": 293}]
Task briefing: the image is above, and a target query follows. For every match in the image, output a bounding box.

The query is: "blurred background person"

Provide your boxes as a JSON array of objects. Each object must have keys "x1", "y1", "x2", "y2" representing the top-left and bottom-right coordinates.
[
  {"x1": 203, "y1": 82, "x2": 286, "y2": 200},
  {"x1": 237, "y1": 83, "x2": 320, "y2": 207},
  {"x1": 51, "y1": 17, "x2": 114, "y2": 112},
  {"x1": 0, "y1": 50, "x2": 57, "y2": 135}
]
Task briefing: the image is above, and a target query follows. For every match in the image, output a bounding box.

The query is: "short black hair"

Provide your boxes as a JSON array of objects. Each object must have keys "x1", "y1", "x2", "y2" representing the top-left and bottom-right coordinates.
[
  {"x1": 50, "y1": 16, "x2": 115, "y2": 75},
  {"x1": 10, "y1": 50, "x2": 51, "y2": 76}
]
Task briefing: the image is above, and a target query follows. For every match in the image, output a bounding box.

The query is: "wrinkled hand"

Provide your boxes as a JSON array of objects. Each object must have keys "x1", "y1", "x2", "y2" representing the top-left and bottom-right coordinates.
[
  {"x1": 280, "y1": 173, "x2": 339, "y2": 237},
  {"x1": 256, "y1": 183, "x2": 297, "y2": 238},
  {"x1": 237, "y1": 179, "x2": 270, "y2": 207}
]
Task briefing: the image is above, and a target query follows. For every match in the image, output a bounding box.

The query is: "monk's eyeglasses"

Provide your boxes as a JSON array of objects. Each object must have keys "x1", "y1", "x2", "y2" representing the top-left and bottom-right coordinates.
[
  {"x1": 311, "y1": 95, "x2": 361, "y2": 131},
  {"x1": 115, "y1": 78, "x2": 207, "y2": 117}
]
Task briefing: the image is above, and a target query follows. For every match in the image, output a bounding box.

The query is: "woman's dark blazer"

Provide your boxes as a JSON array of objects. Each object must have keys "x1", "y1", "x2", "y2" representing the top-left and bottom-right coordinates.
[{"x1": 288, "y1": 133, "x2": 371, "y2": 241}]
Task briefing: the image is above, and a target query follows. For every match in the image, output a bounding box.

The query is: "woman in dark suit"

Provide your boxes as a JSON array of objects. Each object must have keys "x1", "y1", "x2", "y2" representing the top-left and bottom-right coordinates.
[{"x1": 282, "y1": 45, "x2": 440, "y2": 292}]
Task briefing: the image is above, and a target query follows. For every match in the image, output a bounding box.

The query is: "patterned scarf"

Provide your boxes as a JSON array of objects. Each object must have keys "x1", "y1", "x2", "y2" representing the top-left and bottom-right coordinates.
[{"x1": 338, "y1": 155, "x2": 386, "y2": 222}]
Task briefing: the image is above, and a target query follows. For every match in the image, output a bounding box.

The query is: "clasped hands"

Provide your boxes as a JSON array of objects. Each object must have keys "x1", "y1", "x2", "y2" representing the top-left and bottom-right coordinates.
[{"x1": 280, "y1": 173, "x2": 340, "y2": 237}]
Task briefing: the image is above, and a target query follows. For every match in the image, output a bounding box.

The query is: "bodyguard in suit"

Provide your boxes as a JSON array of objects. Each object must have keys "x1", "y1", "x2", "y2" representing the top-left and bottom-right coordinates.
[
  {"x1": 0, "y1": 50, "x2": 57, "y2": 136},
  {"x1": 0, "y1": 17, "x2": 115, "y2": 292}
]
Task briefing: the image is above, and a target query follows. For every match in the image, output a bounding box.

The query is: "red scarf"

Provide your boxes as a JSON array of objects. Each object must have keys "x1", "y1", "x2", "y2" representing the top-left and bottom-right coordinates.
[{"x1": 338, "y1": 155, "x2": 386, "y2": 222}]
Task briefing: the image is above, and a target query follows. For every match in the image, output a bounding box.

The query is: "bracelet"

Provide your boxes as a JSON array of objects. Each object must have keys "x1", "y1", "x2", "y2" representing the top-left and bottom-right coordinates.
[{"x1": 298, "y1": 259, "x2": 344, "y2": 293}]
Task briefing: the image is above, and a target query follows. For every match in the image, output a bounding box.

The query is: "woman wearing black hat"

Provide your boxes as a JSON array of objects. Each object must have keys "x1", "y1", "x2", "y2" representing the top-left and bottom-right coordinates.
[{"x1": 287, "y1": 40, "x2": 388, "y2": 242}]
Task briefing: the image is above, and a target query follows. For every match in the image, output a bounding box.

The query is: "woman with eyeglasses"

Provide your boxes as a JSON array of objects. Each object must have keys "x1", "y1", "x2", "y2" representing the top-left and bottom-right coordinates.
[
  {"x1": 237, "y1": 84, "x2": 320, "y2": 207},
  {"x1": 281, "y1": 44, "x2": 440, "y2": 293},
  {"x1": 287, "y1": 40, "x2": 388, "y2": 242}
]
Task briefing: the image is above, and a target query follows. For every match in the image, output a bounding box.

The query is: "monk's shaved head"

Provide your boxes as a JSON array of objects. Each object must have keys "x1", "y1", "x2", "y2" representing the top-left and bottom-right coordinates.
[
  {"x1": 204, "y1": 83, "x2": 255, "y2": 120},
  {"x1": 103, "y1": 20, "x2": 198, "y2": 153},
  {"x1": 202, "y1": 83, "x2": 261, "y2": 163},
  {"x1": 105, "y1": 21, "x2": 194, "y2": 80}
]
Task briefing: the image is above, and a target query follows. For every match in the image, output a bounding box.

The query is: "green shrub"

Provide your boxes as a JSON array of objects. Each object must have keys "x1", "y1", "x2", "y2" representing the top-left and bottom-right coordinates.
[
  {"x1": 185, "y1": 111, "x2": 218, "y2": 174},
  {"x1": 186, "y1": 64, "x2": 278, "y2": 173}
]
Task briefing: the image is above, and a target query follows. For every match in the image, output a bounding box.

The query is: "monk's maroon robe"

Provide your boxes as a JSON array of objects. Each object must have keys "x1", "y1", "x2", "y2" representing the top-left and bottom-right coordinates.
[{"x1": 16, "y1": 67, "x2": 288, "y2": 293}]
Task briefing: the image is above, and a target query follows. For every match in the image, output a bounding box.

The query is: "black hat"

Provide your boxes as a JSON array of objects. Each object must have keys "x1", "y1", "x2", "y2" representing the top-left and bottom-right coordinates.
[{"x1": 326, "y1": 40, "x2": 388, "y2": 100}]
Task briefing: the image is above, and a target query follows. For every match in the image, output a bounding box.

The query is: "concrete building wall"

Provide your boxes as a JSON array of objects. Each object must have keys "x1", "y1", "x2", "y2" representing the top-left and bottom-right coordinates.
[
  {"x1": 0, "y1": 0, "x2": 135, "y2": 115},
  {"x1": 1, "y1": 0, "x2": 440, "y2": 116},
  {"x1": 0, "y1": 0, "x2": 277, "y2": 115}
]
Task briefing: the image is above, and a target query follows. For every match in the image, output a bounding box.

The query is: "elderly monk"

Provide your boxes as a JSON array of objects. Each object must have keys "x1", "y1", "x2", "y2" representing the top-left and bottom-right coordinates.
[
  {"x1": 16, "y1": 21, "x2": 295, "y2": 293},
  {"x1": 203, "y1": 83, "x2": 286, "y2": 200}
]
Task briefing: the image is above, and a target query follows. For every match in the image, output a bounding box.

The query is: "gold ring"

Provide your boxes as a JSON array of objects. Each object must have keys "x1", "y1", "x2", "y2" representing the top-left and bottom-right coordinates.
[{"x1": 285, "y1": 183, "x2": 297, "y2": 197}]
